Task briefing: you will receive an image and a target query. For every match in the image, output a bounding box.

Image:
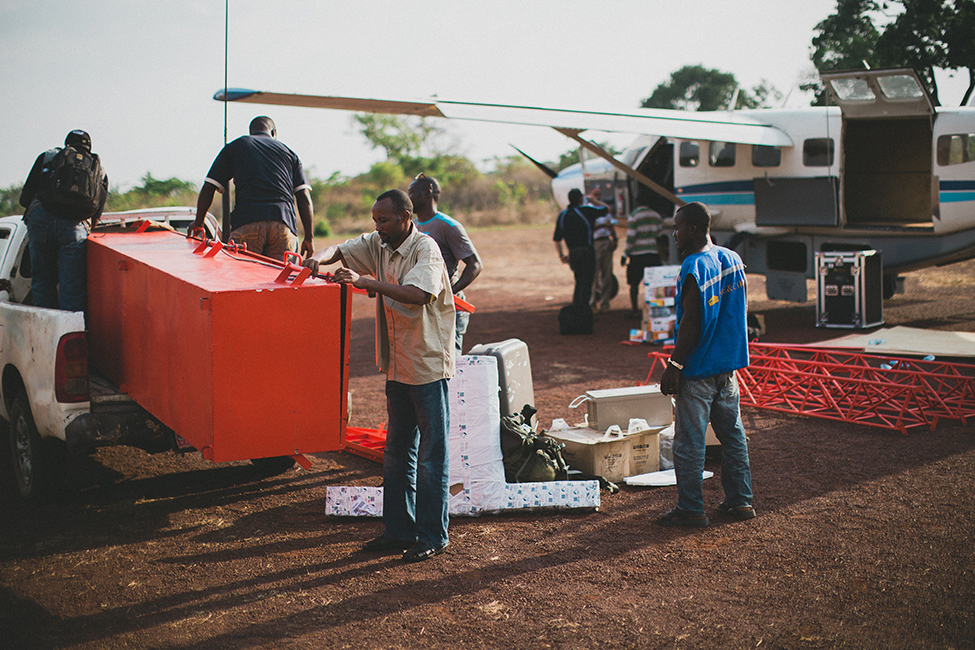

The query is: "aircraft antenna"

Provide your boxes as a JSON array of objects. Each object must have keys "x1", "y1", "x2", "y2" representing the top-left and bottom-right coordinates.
[
  {"x1": 221, "y1": 0, "x2": 231, "y2": 242},
  {"x1": 729, "y1": 85, "x2": 741, "y2": 112}
]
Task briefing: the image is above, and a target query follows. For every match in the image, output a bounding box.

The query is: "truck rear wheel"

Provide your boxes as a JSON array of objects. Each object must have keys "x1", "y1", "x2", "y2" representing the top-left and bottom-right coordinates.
[{"x1": 9, "y1": 390, "x2": 50, "y2": 501}]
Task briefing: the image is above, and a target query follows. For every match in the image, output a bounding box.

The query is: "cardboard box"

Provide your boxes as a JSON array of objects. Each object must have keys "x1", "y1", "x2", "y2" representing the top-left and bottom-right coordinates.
[
  {"x1": 572, "y1": 384, "x2": 674, "y2": 431},
  {"x1": 547, "y1": 426, "x2": 663, "y2": 482}
]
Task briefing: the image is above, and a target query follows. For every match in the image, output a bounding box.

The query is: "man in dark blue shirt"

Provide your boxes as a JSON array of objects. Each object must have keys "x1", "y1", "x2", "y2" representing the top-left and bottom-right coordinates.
[
  {"x1": 192, "y1": 116, "x2": 315, "y2": 261},
  {"x1": 553, "y1": 188, "x2": 610, "y2": 308}
]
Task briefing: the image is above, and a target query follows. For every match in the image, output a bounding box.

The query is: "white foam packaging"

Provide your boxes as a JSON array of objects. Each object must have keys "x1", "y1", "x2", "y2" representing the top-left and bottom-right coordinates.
[
  {"x1": 325, "y1": 354, "x2": 600, "y2": 517},
  {"x1": 447, "y1": 354, "x2": 507, "y2": 514},
  {"x1": 325, "y1": 481, "x2": 600, "y2": 517}
]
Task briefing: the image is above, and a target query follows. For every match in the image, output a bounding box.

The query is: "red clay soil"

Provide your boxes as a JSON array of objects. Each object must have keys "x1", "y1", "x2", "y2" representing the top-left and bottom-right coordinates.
[{"x1": 1, "y1": 225, "x2": 973, "y2": 649}]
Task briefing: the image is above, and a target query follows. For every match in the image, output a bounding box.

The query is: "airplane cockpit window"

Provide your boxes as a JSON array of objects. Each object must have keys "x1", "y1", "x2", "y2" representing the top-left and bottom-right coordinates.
[
  {"x1": 803, "y1": 139, "x2": 835, "y2": 167},
  {"x1": 937, "y1": 134, "x2": 975, "y2": 166},
  {"x1": 752, "y1": 145, "x2": 781, "y2": 167},
  {"x1": 679, "y1": 142, "x2": 699, "y2": 167},
  {"x1": 830, "y1": 78, "x2": 875, "y2": 102},
  {"x1": 709, "y1": 142, "x2": 736, "y2": 167},
  {"x1": 877, "y1": 75, "x2": 925, "y2": 100}
]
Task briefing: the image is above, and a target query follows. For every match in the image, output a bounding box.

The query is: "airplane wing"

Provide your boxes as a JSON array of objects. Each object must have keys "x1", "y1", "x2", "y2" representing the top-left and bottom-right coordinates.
[{"x1": 215, "y1": 89, "x2": 794, "y2": 147}]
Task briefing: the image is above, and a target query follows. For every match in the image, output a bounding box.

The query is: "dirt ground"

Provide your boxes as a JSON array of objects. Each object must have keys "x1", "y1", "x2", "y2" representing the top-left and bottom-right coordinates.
[{"x1": 1, "y1": 225, "x2": 974, "y2": 650}]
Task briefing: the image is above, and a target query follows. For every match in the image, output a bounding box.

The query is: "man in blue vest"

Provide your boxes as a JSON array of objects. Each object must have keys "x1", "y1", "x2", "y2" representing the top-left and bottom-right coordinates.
[{"x1": 658, "y1": 201, "x2": 754, "y2": 528}]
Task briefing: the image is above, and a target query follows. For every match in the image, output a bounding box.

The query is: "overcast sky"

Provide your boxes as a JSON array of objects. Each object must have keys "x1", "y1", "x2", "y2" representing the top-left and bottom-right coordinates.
[{"x1": 2, "y1": 0, "x2": 971, "y2": 191}]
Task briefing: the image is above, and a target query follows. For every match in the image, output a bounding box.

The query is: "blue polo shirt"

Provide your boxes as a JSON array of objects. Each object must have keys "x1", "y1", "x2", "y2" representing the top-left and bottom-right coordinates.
[
  {"x1": 204, "y1": 133, "x2": 310, "y2": 235},
  {"x1": 675, "y1": 246, "x2": 749, "y2": 379}
]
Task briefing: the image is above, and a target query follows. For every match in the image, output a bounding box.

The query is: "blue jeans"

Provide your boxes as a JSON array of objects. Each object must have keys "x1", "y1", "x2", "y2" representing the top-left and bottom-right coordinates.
[
  {"x1": 673, "y1": 371, "x2": 753, "y2": 514},
  {"x1": 382, "y1": 379, "x2": 450, "y2": 548},
  {"x1": 25, "y1": 205, "x2": 89, "y2": 312}
]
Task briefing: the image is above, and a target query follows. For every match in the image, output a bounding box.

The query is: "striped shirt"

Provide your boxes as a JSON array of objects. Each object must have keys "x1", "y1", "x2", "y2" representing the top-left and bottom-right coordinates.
[{"x1": 624, "y1": 207, "x2": 662, "y2": 256}]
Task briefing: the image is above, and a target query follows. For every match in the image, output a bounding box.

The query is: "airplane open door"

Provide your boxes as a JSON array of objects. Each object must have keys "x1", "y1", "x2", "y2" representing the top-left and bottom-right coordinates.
[{"x1": 821, "y1": 68, "x2": 937, "y2": 229}]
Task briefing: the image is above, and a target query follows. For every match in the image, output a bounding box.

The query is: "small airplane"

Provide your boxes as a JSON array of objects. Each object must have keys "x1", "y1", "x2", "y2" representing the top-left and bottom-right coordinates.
[{"x1": 215, "y1": 67, "x2": 975, "y2": 302}]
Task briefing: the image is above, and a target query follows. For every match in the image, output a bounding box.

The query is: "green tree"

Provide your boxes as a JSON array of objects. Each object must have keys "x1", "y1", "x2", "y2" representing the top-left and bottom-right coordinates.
[
  {"x1": 642, "y1": 65, "x2": 780, "y2": 111},
  {"x1": 353, "y1": 114, "x2": 442, "y2": 165},
  {"x1": 1, "y1": 184, "x2": 24, "y2": 217},
  {"x1": 132, "y1": 172, "x2": 196, "y2": 198},
  {"x1": 808, "y1": 0, "x2": 975, "y2": 106},
  {"x1": 942, "y1": 0, "x2": 975, "y2": 105}
]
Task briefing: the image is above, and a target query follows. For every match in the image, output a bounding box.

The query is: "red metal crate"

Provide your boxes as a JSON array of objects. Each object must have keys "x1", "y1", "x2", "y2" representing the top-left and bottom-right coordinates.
[{"x1": 87, "y1": 228, "x2": 351, "y2": 462}]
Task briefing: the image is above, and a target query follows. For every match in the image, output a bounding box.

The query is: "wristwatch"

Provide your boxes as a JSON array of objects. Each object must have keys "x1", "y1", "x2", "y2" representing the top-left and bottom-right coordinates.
[{"x1": 667, "y1": 358, "x2": 684, "y2": 371}]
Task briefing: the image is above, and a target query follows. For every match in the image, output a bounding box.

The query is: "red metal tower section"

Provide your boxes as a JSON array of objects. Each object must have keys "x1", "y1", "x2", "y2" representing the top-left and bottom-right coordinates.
[{"x1": 646, "y1": 344, "x2": 975, "y2": 434}]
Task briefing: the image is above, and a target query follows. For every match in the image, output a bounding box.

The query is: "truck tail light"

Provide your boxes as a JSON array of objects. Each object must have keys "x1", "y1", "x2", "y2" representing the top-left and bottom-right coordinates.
[{"x1": 55, "y1": 332, "x2": 89, "y2": 403}]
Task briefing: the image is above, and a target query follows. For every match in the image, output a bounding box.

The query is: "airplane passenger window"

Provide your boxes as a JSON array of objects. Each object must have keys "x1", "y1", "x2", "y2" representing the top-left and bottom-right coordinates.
[
  {"x1": 803, "y1": 139, "x2": 834, "y2": 167},
  {"x1": 937, "y1": 134, "x2": 975, "y2": 166},
  {"x1": 752, "y1": 145, "x2": 781, "y2": 167},
  {"x1": 679, "y1": 142, "x2": 699, "y2": 167},
  {"x1": 709, "y1": 141, "x2": 736, "y2": 167}
]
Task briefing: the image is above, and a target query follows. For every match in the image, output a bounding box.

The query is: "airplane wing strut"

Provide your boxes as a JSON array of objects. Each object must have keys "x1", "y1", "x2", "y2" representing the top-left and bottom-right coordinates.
[{"x1": 554, "y1": 128, "x2": 687, "y2": 207}]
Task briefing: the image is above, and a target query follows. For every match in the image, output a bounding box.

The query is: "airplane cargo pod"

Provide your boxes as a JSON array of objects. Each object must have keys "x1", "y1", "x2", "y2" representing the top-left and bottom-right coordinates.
[{"x1": 86, "y1": 228, "x2": 351, "y2": 463}]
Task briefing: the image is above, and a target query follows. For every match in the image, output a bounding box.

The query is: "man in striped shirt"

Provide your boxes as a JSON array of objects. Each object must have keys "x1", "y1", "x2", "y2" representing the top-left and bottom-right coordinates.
[{"x1": 621, "y1": 204, "x2": 663, "y2": 318}]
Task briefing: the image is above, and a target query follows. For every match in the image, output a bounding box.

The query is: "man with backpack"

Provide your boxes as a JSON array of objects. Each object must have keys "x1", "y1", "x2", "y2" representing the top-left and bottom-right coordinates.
[
  {"x1": 19, "y1": 129, "x2": 108, "y2": 312},
  {"x1": 554, "y1": 188, "x2": 611, "y2": 334}
]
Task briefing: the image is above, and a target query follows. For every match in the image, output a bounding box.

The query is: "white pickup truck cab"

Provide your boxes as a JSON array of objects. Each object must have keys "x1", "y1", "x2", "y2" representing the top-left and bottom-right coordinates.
[{"x1": 0, "y1": 208, "x2": 220, "y2": 500}]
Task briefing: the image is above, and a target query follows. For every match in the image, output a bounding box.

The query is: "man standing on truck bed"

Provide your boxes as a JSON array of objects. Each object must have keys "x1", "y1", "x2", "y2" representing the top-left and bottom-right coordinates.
[
  {"x1": 19, "y1": 129, "x2": 108, "y2": 312},
  {"x1": 302, "y1": 189, "x2": 455, "y2": 562},
  {"x1": 191, "y1": 116, "x2": 315, "y2": 261},
  {"x1": 408, "y1": 173, "x2": 482, "y2": 353}
]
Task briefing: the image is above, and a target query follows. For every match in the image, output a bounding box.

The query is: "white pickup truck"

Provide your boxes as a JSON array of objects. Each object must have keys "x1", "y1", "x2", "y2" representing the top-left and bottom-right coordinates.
[{"x1": 0, "y1": 208, "x2": 221, "y2": 500}]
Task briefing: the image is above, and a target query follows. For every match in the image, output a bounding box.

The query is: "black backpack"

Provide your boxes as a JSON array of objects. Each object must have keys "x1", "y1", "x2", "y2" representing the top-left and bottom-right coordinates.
[
  {"x1": 559, "y1": 303, "x2": 594, "y2": 335},
  {"x1": 40, "y1": 146, "x2": 103, "y2": 220},
  {"x1": 500, "y1": 410, "x2": 569, "y2": 483}
]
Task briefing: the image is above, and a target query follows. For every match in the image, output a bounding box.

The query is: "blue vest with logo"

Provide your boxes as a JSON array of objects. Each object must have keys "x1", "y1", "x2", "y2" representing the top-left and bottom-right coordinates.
[{"x1": 675, "y1": 246, "x2": 749, "y2": 379}]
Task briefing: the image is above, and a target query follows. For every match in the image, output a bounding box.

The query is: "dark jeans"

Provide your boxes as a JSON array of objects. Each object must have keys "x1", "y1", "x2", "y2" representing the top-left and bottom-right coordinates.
[
  {"x1": 673, "y1": 372, "x2": 753, "y2": 514},
  {"x1": 382, "y1": 379, "x2": 451, "y2": 548},
  {"x1": 568, "y1": 246, "x2": 596, "y2": 308},
  {"x1": 25, "y1": 205, "x2": 89, "y2": 312}
]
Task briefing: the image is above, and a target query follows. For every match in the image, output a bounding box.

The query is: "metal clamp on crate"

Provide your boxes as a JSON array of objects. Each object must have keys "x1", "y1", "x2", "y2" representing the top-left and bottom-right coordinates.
[
  {"x1": 274, "y1": 252, "x2": 312, "y2": 287},
  {"x1": 193, "y1": 238, "x2": 223, "y2": 258}
]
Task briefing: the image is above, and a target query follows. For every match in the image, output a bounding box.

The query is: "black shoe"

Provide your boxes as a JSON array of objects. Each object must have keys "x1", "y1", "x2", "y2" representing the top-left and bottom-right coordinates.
[
  {"x1": 656, "y1": 507, "x2": 709, "y2": 528},
  {"x1": 361, "y1": 535, "x2": 414, "y2": 553},
  {"x1": 717, "y1": 502, "x2": 757, "y2": 520},
  {"x1": 402, "y1": 541, "x2": 448, "y2": 562}
]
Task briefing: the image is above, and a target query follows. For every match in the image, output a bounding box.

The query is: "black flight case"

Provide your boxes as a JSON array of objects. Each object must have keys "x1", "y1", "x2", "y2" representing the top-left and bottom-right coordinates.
[{"x1": 815, "y1": 250, "x2": 884, "y2": 329}]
